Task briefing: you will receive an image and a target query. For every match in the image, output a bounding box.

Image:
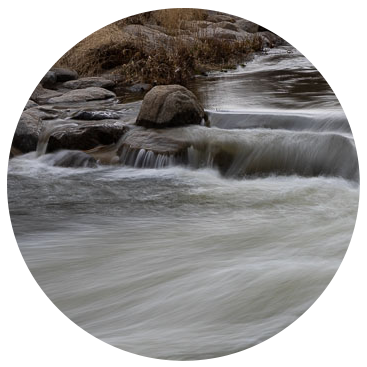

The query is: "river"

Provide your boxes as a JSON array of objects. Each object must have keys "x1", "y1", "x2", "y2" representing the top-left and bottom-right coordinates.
[{"x1": 7, "y1": 45, "x2": 359, "y2": 360}]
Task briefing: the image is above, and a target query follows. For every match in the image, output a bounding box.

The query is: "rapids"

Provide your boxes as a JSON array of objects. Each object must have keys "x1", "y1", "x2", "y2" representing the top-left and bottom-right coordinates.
[{"x1": 7, "y1": 45, "x2": 359, "y2": 360}]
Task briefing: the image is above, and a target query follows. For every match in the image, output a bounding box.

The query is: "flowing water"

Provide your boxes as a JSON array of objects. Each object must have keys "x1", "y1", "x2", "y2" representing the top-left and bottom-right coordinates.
[{"x1": 8, "y1": 46, "x2": 359, "y2": 360}]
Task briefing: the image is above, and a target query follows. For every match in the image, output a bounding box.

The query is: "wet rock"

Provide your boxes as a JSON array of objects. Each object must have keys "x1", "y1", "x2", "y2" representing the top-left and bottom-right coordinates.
[
  {"x1": 30, "y1": 84, "x2": 63, "y2": 104},
  {"x1": 50, "y1": 67, "x2": 78, "y2": 82},
  {"x1": 71, "y1": 110, "x2": 121, "y2": 121},
  {"x1": 63, "y1": 77, "x2": 115, "y2": 90},
  {"x1": 48, "y1": 150, "x2": 97, "y2": 168},
  {"x1": 26, "y1": 106, "x2": 60, "y2": 120},
  {"x1": 9, "y1": 146, "x2": 22, "y2": 159},
  {"x1": 24, "y1": 100, "x2": 38, "y2": 110},
  {"x1": 118, "y1": 127, "x2": 190, "y2": 167},
  {"x1": 47, "y1": 87, "x2": 116, "y2": 104},
  {"x1": 46, "y1": 121, "x2": 127, "y2": 152},
  {"x1": 136, "y1": 85, "x2": 204, "y2": 128},
  {"x1": 12, "y1": 111, "x2": 42, "y2": 153},
  {"x1": 40, "y1": 71, "x2": 57, "y2": 88},
  {"x1": 119, "y1": 128, "x2": 189, "y2": 155},
  {"x1": 236, "y1": 19, "x2": 259, "y2": 33}
]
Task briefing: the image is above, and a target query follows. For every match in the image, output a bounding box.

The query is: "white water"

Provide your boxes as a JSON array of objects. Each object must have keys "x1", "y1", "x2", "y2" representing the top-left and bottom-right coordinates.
[{"x1": 7, "y1": 45, "x2": 359, "y2": 360}]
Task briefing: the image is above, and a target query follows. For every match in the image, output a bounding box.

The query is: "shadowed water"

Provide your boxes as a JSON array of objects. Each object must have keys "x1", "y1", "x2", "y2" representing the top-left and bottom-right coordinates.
[{"x1": 8, "y1": 45, "x2": 359, "y2": 360}]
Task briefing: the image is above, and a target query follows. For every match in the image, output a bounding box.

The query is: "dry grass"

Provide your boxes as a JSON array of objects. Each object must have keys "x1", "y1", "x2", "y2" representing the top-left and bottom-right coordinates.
[{"x1": 55, "y1": 9, "x2": 264, "y2": 85}]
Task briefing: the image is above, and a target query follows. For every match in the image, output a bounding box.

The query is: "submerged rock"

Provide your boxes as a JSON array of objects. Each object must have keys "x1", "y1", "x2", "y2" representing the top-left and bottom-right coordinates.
[
  {"x1": 136, "y1": 85, "x2": 204, "y2": 128},
  {"x1": 47, "y1": 87, "x2": 116, "y2": 104},
  {"x1": 63, "y1": 77, "x2": 115, "y2": 90}
]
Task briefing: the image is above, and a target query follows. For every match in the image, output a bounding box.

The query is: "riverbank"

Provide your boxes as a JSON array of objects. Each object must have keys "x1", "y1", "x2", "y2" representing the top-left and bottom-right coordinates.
[{"x1": 54, "y1": 9, "x2": 283, "y2": 86}]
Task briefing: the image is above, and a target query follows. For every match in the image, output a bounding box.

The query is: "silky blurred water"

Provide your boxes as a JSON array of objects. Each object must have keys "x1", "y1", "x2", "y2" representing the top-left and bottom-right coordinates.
[{"x1": 7, "y1": 45, "x2": 359, "y2": 360}]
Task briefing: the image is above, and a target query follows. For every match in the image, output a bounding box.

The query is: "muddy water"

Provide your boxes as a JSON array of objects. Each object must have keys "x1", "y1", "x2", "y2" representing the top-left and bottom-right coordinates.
[{"x1": 8, "y1": 45, "x2": 359, "y2": 360}]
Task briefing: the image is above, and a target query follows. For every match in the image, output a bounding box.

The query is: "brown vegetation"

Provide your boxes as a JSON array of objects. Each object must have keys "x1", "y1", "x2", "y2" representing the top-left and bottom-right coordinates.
[{"x1": 55, "y1": 9, "x2": 264, "y2": 86}]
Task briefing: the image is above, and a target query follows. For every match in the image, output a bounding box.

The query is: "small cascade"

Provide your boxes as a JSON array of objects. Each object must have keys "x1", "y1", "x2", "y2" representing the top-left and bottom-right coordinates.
[
  {"x1": 119, "y1": 145, "x2": 179, "y2": 169},
  {"x1": 117, "y1": 127, "x2": 359, "y2": 181},
  {"x1": 36, "y1": 120, "x2": 78, "y2": 156}
]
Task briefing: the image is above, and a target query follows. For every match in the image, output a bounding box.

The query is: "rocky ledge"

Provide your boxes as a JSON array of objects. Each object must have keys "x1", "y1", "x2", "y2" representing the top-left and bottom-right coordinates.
[{"x1": 11, "y1": 75, "x2": 208, "y2": 167}]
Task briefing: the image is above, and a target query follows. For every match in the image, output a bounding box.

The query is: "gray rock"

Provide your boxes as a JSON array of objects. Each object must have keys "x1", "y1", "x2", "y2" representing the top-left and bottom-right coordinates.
[
  {"x1": 206, "y1": 14, "x2": 236, "y2": 23},
  {"x1": 30, "y1": 84, "x2": 63, "y2": 104},
  {"x1": 215, "y1": 21, "x2": 239, "y2": 32},
  {"x1": 47, "y1": 87, "x2": 116, "y2": 104},
  {"x1": 136, "y1": 85, "x2": 204, "y2": 128},
  {"x1": 63, "y1": 77, "x2": 115, "y2": 90},
  {"x1": 71, "y1": 110, "x2": 121, "y2": 121},
  {"x1": 258, "y1": 31, "x2": 284, "y2": 47},
  {"x1": 12, "y1": 111, "x2": 42, "y2": 153},
  {"x1": 40, "y1": 71, "x2": 57, "y2": 88},
  {"x1": 236, "y1": 19, "x2": 259, "y2": 33},
  {"x1": 119, "y1": 127, "x2": 189, "y2": 155},
  {"x1": 26, "y1": 106, "x2": 60, "y2": 120},
  {"x1": 24, "y1": 100, "x2": 38, "y2": 110},
  {"x1": 50, "y1": 67, "x2": 78, "y2": 82},
  {"x1": 46, "y1": 121, "x2": 127, "y2": 152},
  {"x1": 128, "y1": 83, "x2": 152, "y2": 93}
]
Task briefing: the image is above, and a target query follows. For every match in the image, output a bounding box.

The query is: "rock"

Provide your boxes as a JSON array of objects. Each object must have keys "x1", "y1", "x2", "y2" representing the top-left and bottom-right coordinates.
[
  {"x1": 119, "y1": 127, "x2": 189, "y2": 155},
  {"x1": 206, "y1": 14, "x2": 236, "y2": 23},
  {"x1": 215, "y1": 21, "x2": 239, "y2": 32},
  {"x1": 128, "y1": 83, "x2": 152, "y2": 93},
  {"x1": 30, "y1": 84, "x2": 63, "y2": 104},
  {"x1": 71, "y1": 110, "x2": 121, "y2": 121},
  {"x1": 40, "y1": 71, "x2": 57, "y2": 88},
  {"x1": 12, "y1": 111, "x2": 42, "y2": 153},
  {"x1": 63, "y1": 77, "x2": 115, "y2": 90},
  {"x1": 205, "y1": 25, "x2": 243, "y2": 41},
  {"x1": 46, "y1": 121, "x2": 127, "y2": 152},
  {"x1": 236, "y1": 19, "x2": 259, "y2": 33},
  {"x1": 10, "y1": 146, "x2": 22, "y2": 159},
  {"x1": 24, "y1": 100, "x2": 38, "y2": 110},
  {"x1": 118, "y1": 127, "x2": 190, "y2": 167},
  {"x1": 26, "y1": 106, "x2": 60, "y2": 120},
  {"x1": 46, "y1": 150, "x2": 97, "y2": 168},
  {"x1": 47, "y1": 87, "x2": 116, "y2": 104},
  {"x1": 136, "y1": 85, "x2": 204, "y2": 128},
  {"x1": 258, "y1": 31, "x2": 284, "y2": 47},
  {"x1": 50, "y1": 67, "x2": 78, "y2": 82}
]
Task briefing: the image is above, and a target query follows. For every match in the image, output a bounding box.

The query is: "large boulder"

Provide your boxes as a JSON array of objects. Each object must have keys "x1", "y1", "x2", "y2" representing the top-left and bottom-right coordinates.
[
  {"x1": 136, "y1": 85, "x2": 204, "y2": 128},
  {"x1": 63, "y1": 77, "x2": 115, "y2": 90},
  {"x1": 47, "y1": 87, "x2": 116, "y2": 104},
  {"x1": 50, "y1": 67, "x2": 78, "y2": 82}
]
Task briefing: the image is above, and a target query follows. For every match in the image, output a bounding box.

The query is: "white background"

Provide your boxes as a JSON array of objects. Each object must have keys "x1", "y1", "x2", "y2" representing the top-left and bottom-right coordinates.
[{"x1": 1, "y1": 1, "x2": 366, "y2": 366}]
